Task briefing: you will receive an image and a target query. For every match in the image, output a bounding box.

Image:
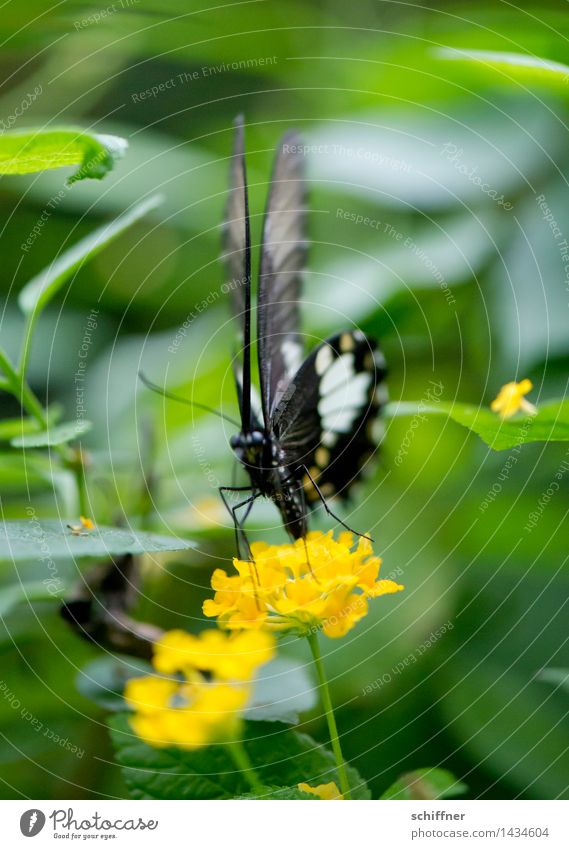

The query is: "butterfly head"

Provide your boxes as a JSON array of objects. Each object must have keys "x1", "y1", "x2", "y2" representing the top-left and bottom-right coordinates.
[{"x1": 230, "y1": 429, "x2": 265, "y2": 466}]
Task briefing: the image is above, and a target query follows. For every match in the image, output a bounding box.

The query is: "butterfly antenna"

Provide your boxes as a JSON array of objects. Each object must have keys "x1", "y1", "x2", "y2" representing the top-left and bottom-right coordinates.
[{"x1": 138, "y1": 371, "x2": 240, "y2": 427}]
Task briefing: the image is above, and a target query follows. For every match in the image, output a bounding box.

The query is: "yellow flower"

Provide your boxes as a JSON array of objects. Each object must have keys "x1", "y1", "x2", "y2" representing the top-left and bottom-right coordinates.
[
  {"x1": 490, "y1": 379, "x2": 537, "y2": 419},
  {"x1": 153, "y1": 628, "x2": 275, "y2": 681},
  {"x1": 203, "y1": 531, "x2": 404, "y2": 638},
  {"x1": 67, "y1": 515, "x2": 95, "y2": 536},
  {"x1": 298, "y1": 781, "x2": 343, "y2": 800},
  {"x1": 125, "y1": 675, "x2": 249, "y2": 750},
  {"x1": 124, "y1": 629, "x2": 275, "y2": 750}
]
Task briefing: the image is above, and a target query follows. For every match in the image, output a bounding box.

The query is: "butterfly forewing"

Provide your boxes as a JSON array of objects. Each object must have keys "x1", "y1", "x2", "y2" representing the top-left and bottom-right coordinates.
[
  {"x1": 272, "y1": 330, "x2": 387, "y2": 502},
  {"x1": 232, "y1": 362, "x2": 265, "y2": 431},
  {"x1": 221, "y1": 116, "x2": 249, "y2": 329},
  {"x1": 222, "y1": 115, "x2": 254, "y2": 431},
  {"x1": 257, "y1": 131, "x2": 307, "y2": 422}
]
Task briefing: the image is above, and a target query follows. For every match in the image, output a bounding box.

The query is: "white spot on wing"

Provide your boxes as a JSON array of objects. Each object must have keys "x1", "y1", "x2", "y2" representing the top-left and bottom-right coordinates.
[
  {"x1": 374, "y1": 350, "x2": 386, "y2": 368},
  {"x1": 318, "y1": 372, "x2": 371, "y2": 416},
  {"x1": 374, "y1": 384, "x2": 389, "y2": 405},
  {"x1": 281, "y1": 339, "x2": 303, "y2": 377},
  {"x1": 322, "y1": 407, "x2": 359, "y2": 433},
  {"x1": 250, "y1": 385, "x2": 263, "y2": 420},
  {"x1": 320, "y1": 352, "x2": 354, "y2": 395},
  {"x1": 315, "y1": 344, "x2": 333, "y2": 375},
  {"x1": 370, "y1": 418, "x2": 386, "y2": 443},
  {"x1": 235, "y1": 365, "x2": 264, "y2": 423},
  {"x1": 322, "y1": 431, "x2": 338, "y2": 447}
]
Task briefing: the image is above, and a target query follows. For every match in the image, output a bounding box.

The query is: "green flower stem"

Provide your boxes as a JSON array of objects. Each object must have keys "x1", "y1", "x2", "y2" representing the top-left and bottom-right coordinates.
[
  {"x1": 18, "y1": 310, "x2": 38, "y2": 384},
  {"x1": 18, "y1": 380, "x2": 49, "y2": 429},
  {"x1": 226, "y1": 739, "x2": 265, "y2": 797},
  {"x1": 307, "y1": 631, "x2": 352, "y2": 799},
  {"x1": 0, "y1": 346, "x2": 21, "y2": 393},
  {"x1": 0, "y1": 344, "x2": 89, "y2": 515},
  {"x1": 71, "y1": 450, "x2": 89, "y2": 517}
]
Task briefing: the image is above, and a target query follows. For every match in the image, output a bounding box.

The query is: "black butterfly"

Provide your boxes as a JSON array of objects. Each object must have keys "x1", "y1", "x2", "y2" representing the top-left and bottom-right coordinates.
[{"x1": 220, "y1": 116, "x2": 388, "y2": 552}]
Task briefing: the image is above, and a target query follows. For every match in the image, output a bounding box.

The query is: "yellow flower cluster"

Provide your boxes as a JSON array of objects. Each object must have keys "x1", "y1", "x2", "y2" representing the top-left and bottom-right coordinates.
[
  {"x1": 491, "y1": 379, "x2": 536, "y2": 419},
  {"x1": 298, "y1": 781, "x2": 343, "y2": 800},
  {"x1": 124, "y1": 629, "x2": 275, "y2": 750},
  {"x1": 203, "y1": 531, "x2": 404, "y2": 638}
]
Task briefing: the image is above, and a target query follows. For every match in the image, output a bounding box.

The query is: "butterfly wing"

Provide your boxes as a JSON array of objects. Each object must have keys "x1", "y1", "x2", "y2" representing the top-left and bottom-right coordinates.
[
  {"x1": 232, "y1": 362, "x2": 265, "y2": 431},
  {"x1": 222, "y1": 116, "x2": 254, "y2": 429},
  {"x1": 222, "y1": 115, "x2": 249, "y2": 329},
  {"x1": 257, "y1": 131, "x2": 307, "y2": 423},
  {"x1": 272, "y1": 331, "x2": 387, "y2": 503}
]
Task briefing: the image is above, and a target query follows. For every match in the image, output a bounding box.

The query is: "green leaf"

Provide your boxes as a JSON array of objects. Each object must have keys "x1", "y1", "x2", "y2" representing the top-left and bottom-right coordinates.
[
  {"x1": 235, "y1": 785, "x2": 317, "y2": 800},
  {"x1": 0, "y1": 417, "x2": 42, "y2": 441},
  {"x1": 538, "y1": 668, "x2": 569, "y2": 692},
  {"x1": 18, "y1": 195, "x2": 162, "y2": 317},
  {"x1": 10, "y1": 419, "x2": 92, "y2": 448},
  {"x1": 386, "y1": 399, "x2": 569, "y2": 450},
  {"x1": 77, "y1": 656, "x2": 153, "y2": 710},
  {"x1": 109, "y1": 714, "x2": 370, "y2": 800},
  {"x1": 79, "y1": 655, "x2": 315, "y2": 721},
  {"x1": 0, "y1": 128, "x2": 127, "y2": 182},
  {"x1": 0, "y1": 580, "x2": 65, "y2": 617},
  {"x1": 245, "y1": 657, "x2": 316, "y2": 724},
  {"x1": 0, "y1": 520, "x2": 197, "y2": 561},
  {"x1": 381, "y1": 768, "x2": 467, "y2": 800},
  {"x1": 435, "y1": 48, "x2": 569, "y2": 90}
]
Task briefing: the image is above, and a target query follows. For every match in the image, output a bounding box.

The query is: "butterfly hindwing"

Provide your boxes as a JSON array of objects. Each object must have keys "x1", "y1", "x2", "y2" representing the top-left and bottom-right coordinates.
[{"x1": 272, "y1": 330, "x2": 387, "y2": 503}]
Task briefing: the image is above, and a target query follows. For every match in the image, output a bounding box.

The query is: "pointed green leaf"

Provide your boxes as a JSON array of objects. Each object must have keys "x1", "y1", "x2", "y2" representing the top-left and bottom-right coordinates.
[
  {"x1": 0, "y1": 520, "x2": 196, "y2": 561},
  {"x1": 0, "y1": 128, "x2": 127, "y2": 182},
  {"x1": 18, "y1": 194, "x2": 162, "y2": 317},
  {"x1": 0, "y1": 417, "x2": 42, "y2": 441},
  {"x1": 386, "y1": 399, "x2": 569, "y2": 450},
  {"x1": 435, "y1": 48, "x2": 569, "y2": 91},
  {"x1": 381, "y1": 768, "x2": 467, "y2": 800},
  {"x1": 10, "y1": 419, "x2": 92, "y2": 448}
]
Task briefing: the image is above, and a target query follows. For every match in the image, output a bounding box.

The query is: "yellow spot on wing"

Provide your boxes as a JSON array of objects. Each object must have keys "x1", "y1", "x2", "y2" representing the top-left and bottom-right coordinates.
[{"x1": 364, "y1": 351, "x2": 375, "y2": 370}]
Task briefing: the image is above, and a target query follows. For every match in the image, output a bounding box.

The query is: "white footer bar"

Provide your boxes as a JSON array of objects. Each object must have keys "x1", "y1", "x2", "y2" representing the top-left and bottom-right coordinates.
[{"x1": 3, "y1": 799, "x2": 568, "y2": 848}]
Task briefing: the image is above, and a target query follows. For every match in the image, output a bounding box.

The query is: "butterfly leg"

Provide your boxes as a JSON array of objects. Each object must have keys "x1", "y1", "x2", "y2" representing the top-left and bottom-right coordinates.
[
  {"x1": 300, "y1": 465, "x2": 373, "y2": 542},
  {"x1": 218, "y1": 485, "x2": 260, "y2": 559}
]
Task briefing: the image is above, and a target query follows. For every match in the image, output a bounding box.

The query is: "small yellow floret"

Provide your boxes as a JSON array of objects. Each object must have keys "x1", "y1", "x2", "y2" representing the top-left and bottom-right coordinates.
[
  {"x1": 298, "y1": 781, "x2": 344, "y2": 799},
  {"x1": 490, "y1": 379, "x2": 536, "y2": 419}
]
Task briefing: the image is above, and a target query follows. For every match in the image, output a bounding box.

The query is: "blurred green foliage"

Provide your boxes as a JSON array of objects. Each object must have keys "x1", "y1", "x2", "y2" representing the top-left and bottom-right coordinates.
[{"x1": 1, "y1": 0, "x2": 569, "y2": 800}]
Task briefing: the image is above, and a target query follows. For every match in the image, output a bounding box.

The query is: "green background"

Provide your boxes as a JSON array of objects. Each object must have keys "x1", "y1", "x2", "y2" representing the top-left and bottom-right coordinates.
[{"x1": 1, "y1": 0, "x2": 569, "y2": 800}]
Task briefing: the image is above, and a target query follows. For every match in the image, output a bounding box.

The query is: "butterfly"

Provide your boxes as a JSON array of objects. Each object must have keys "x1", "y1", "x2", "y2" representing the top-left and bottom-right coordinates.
[{"x1": 220, "y1": 116, "x2": 388, "y2": 552}]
